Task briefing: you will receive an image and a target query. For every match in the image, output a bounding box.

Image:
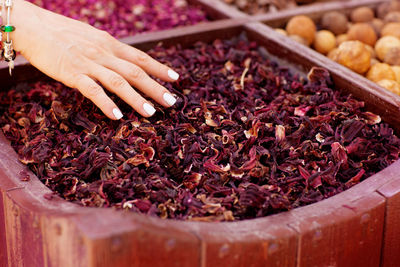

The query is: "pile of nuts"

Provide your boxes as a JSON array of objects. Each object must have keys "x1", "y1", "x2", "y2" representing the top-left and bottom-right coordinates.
[
  {"x1": 223, "y1": 0, "x2": 326, "y2": 15},
  {"x1": 277, "y1": 0, "x2": 400, "y2": 95}
]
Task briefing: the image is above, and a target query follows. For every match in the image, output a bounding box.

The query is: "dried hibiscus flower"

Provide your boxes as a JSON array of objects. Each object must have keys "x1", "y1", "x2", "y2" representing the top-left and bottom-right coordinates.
[
  {"x1": 26, "y1": 0, "x2": 208, "y2": 38},
  {"x1": 1, "y1": 35, "x2": 399, "y2": 222}
]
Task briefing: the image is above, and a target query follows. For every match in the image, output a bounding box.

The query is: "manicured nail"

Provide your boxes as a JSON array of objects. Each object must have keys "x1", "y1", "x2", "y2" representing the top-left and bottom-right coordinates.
[
  {"x1": 168, "y1": 69, "x2": 179, "y2": 81},
  {"x1": 163, "y1": 92, "x2": 177, "y2": 106},
  {"x1": 112, "y1": 108, "x2": 123, "y2": 120},
  {"x1": 143, "y1": 103, "x2": 156, "y2": 116}
]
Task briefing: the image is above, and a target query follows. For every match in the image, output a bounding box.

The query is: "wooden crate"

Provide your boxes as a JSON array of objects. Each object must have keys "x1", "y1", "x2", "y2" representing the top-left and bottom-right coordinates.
[{"x1": 1, "y1": 1, "x2": 400, "y2": 267}]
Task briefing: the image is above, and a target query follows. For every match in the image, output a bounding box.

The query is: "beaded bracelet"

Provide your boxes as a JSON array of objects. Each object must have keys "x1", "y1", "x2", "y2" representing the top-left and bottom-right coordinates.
[
  {"x1": 1, "y1": 0, "x2": 15, "y2": 75},
  {"x1": 0, "y1": 8, "x2": 2, "y2": 52}
]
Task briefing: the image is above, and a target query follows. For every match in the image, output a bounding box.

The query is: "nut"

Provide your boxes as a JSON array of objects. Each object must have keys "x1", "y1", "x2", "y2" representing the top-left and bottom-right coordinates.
[
  {"x1": 375, "y1": 36, "x2": 400, "y2": 61},
  {"x1": 381, "y1": 22, "x2": 400, "y2": 39},
  {"x1": 384, "y1": 11, "x2": 400, "y2": 23},
  {"x1": 364, "y1": 44, "x2": 376, "y2": 58},
  {"x1": 289, "y1": 35, "x2": 309, "y2": 46},
  {"x1": 351, "y1": 7, "x2": 375, "y2": 23},
  {"x1": 328, "y1": 48, "x2": 339, "y2": 61},
  {"x1": 336, "y1": 34, "x2": 348, "y2": 46},
  {"x1": 377, "y1": 79, "x2": 400, "y2": 95},
  {"x1": 366, "y1": 63, "x2": 396, "y2": 82},
  {"x1": 384, "y1": 46, "x2": 400, "y2": 65},
  {"x1": 313, "y1": 30, "x2": 336, "y2": 55},
  {"x1": 335, "y1": 41, "x2": 371, "y2": 74},
  {"x1": 347, "y1": 23, "x2": 377, "y2": 46},
  {"x1": 377, "y1": 3, "x2": 390, "y2": 19},
  {"x1": 321, "y1": 11, "x2": 349, "y2": 35},
  {"x1": 286, "y1": 15, "x2": 316, "y2": 45},
  {"x1": 369, "y1": 18, "x2": 384, "y2": 35},
  {"x1": 377, "y1": 1, "x2": 400, "y2": 19},
  {"x1": 275, "y1": 28, "x2": 287, "y2": 36},
  {"x1": 371, "y1": 58, "x2": 380, "y2": 66},
  {"x1": 392, "y1": 66, "x2": 400, "y2": 83}
]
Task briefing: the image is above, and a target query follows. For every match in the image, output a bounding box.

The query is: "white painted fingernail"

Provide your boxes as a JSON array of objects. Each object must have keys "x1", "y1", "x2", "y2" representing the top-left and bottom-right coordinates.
[
  {"x1": 163, "y1": 92, "x2": 177, "y2": 106},
  {"x1": 168, "y1": 69, "x2": 179, "y2": 81},
  {"x1": 143, "y1": 103, "x2": 156, "y2": 116},
  {"x1": 112, "y1": 108, "x2": 123, "y2": 120}
]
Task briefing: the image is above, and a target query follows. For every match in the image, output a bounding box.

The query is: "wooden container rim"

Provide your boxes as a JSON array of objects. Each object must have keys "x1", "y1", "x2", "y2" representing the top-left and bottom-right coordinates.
[
  {"x1": 0, "y1": 18, "x2": 399, "y2": 243},
  {"x1": 189, "y1": 0, "x2": 248, "y2": 19}
]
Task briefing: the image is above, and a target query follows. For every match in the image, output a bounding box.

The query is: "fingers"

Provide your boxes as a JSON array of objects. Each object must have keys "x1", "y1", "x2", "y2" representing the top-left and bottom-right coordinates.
[
  {"x1": 74, "y1": 75, "x2": 123, "y2": 120},
  {"x1": 100, "y1": 56, "x2": 177, "y2": 108},
  {"x1": 68, "y1": 34, "x2": 179, "y2": 119},
  {"x1": 89, "y1": 66, "x2": 157, "y2": 117},
  {"x1": 113, "y1": 43, "x2": 180, "y2": 82}
]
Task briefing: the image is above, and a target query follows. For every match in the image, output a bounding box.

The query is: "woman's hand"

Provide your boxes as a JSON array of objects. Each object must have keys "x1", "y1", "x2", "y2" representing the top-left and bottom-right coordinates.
[{"x1": 11, "y1": 0, "x2": 179, "y2": 119}]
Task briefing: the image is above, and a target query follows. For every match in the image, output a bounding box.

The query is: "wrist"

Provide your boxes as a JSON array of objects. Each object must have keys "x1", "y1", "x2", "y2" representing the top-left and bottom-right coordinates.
[
  {"x1": 0, "y1": 0, "x2": 21, "y2": 67},
  {"x1": 8, "y1": 0, "x2": 41, "y2": 52}
]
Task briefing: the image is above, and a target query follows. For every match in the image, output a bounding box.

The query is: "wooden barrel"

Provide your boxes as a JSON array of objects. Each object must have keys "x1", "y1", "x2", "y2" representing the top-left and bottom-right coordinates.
[{"x1": 1, "y1": 0, "x2": 399, "y2": 266}]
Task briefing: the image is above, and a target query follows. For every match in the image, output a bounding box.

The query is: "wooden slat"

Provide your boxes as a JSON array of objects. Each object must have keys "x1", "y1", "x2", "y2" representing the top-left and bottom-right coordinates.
[
  {"x1": 182, "y1": 216, "x2": 298, "y2": 267},
  {"x1": 290, "y1": 193, "x2": 385, "y2": 267},
  {"x1": 73, "y1": 211, "x2": 202, "y2": 267},
  {"x1": 377, "y1": 179, "x2": 400, "y2": 267},
  {"x1": 189, "y1": 0, "x2": 248, "y2": 19},
  {"x1": 0, "y1": 192, "x2": 8, "y2": 266}
]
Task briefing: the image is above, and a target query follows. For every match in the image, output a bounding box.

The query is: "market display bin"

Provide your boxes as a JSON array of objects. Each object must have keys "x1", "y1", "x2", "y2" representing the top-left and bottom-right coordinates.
[{"x1": 1, "y1": 7, "x2": 400, "y2": 264}]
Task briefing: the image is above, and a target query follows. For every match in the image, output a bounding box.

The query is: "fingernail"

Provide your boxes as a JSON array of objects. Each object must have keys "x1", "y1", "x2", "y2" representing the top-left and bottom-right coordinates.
[
  {"x1": 143, "y1": 103, "x2": 156, "y2": 116},
  {"x1": 163, "y1": 92, "x2": 177, "y2": 106},
  {"x1": 168, "y1": 69, "x2": 179, "y2": 81},
  {"x1": 112, "y1": 108, "x2": 123, "y2": 120}
]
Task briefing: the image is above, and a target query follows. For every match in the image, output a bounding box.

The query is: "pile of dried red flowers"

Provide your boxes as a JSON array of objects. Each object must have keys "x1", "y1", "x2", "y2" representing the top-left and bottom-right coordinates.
[
  {"x1": 26, "y1": 0, "x2": 208, "y2": 38},
  {"x1": 1, "y1": 36, "x2": 399, "y2": 221}
]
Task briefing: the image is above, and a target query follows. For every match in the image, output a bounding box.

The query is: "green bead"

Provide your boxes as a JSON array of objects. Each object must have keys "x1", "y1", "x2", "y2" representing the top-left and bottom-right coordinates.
[{"x1": 1, "y1": 25, "x2": 15, "y2": 32}]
